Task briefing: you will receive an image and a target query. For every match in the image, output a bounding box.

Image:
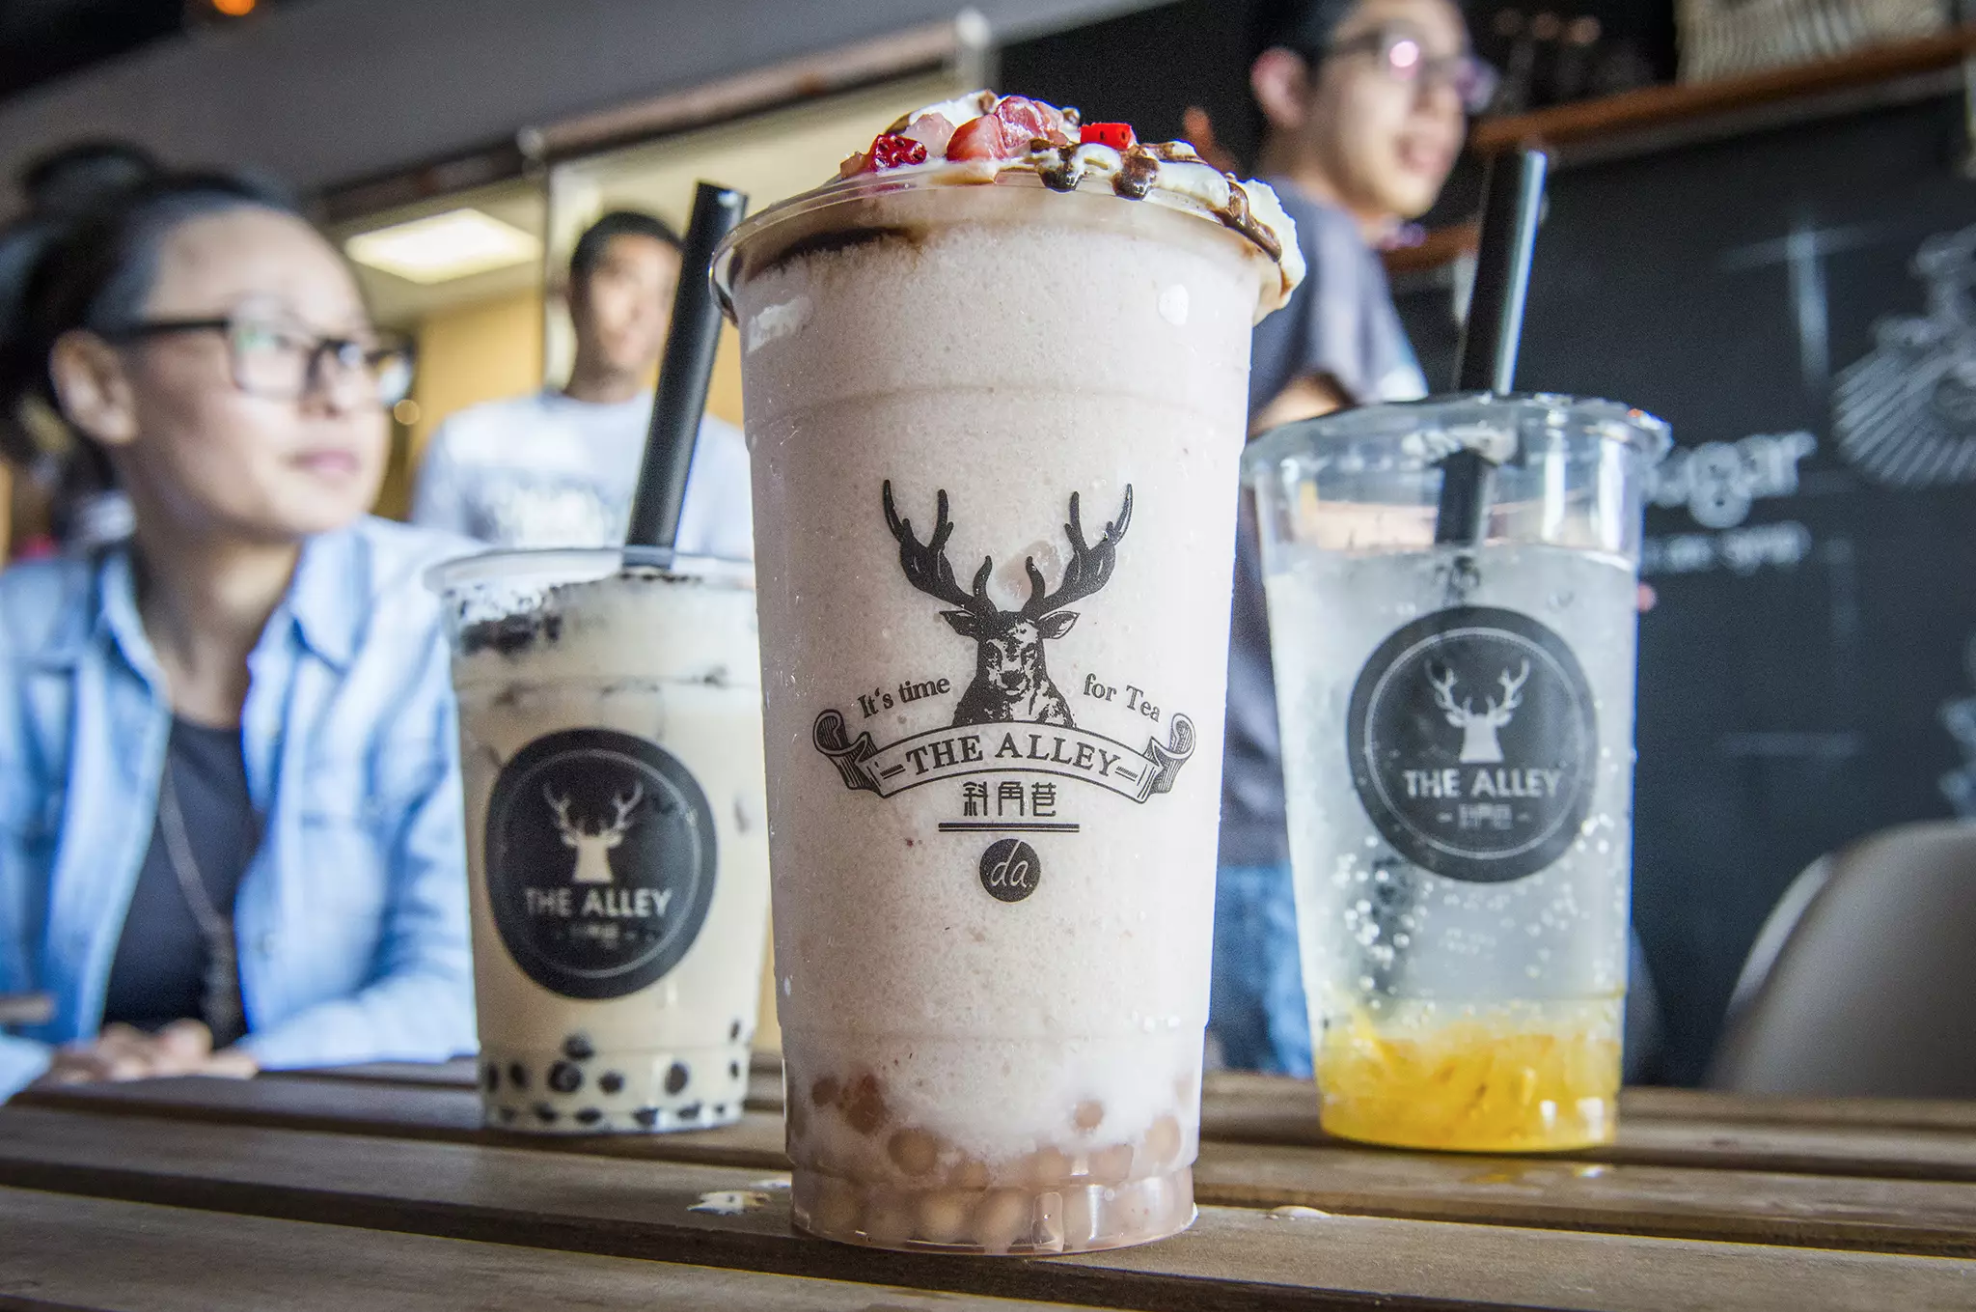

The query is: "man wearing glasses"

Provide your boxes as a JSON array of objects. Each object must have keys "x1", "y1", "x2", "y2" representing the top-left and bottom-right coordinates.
[{"x1": 1212, "y1": 0, "x2": 1490, "y2": 1074}]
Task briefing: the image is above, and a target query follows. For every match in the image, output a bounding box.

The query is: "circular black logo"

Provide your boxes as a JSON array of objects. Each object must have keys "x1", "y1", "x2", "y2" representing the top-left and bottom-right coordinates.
[
  {"x1": 485, "y1": 728, "x2": 718, "y2": 999},
  {"x1": 979, "y1": 839, "x2": 1041, "y2": 902},
  {"x1": 1346, "y1": 606, "x2": 1598, "y2": 883}
]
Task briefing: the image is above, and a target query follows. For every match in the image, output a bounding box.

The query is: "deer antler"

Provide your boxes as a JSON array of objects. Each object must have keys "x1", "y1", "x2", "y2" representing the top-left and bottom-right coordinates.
[
  {"x1": 882, "y1": 482, "x2": 996, "y2": 617},
  {"x1": 606, "y1": 784, "x2": 644, "y2": 834},
  {"x1": 1483, "y1": 662, "x2": 1530, "y2": 723},
  {"x1": 544, "y1": 786, "x2": 578, "y2": 837},
  {"x1": 1426, "y1": 665, "x2": 1471, "y2": 725},
  {"x1": 1021, "y1": 485, "x2": 1134, "y2": 618}
]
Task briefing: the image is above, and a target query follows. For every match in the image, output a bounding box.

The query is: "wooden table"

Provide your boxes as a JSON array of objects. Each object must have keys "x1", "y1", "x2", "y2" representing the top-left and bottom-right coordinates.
[{"x1": 4, "y1": 1060, "x2": 1973, "y2": 1310}]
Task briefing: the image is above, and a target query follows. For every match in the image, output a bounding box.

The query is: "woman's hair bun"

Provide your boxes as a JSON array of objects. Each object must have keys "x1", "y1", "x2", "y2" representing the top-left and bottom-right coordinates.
[{"x1": 21, "y1": 141, "x2": 165, "y2": 219}]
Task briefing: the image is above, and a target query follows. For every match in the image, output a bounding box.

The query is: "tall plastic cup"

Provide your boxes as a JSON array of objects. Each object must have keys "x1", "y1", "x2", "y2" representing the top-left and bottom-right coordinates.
[
  {"x1": 1243, "y1": 394, "x2": 1667, "y2": 1152},
  {"x1": 430, "y1": 549, "x2": 769, "y2": 1135},
  {"x1": 713, "y1": 161, "x2": 1293, "y2": 1250}
]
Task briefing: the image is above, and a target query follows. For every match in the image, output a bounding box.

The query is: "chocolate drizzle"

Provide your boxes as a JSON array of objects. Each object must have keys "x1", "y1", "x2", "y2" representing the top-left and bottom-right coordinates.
[{"x1": 1112, "y1": 152, "x2": 1160, "y2": 200}]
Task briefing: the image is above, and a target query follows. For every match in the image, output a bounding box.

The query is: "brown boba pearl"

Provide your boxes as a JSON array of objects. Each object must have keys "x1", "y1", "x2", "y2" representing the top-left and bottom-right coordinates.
[
  {"x1": 1088, "y1": 1143, "x2": 1135, "y2": 1185},
  {"x1": 1142, "y1": 1114, "x2": 1182, "y2": 1169},
  {"x1": 1073, "y1": 1100, "x2": 1105, "y2": 1132},
  {"x1": 809, "y1": 1178, "x2": 861, "y2": 1237},
  {"x1": 1024, "y1": 1146, "x2": 1072, "y2": 1186},
  {"x1": 887, "y1": 1127, "x2": 940, "y2": 1176},
  {"x1": 862, "y1": 1192, "x2": 917, "y2": 1246},
  {"x1": 949, "y1": 1157, "x2": 991, "y2": 1190},
  {"x1": 972, "y1": 1188, "x2": 1033, "y2": 1254},
  {"x1": 916, "y1": 1189, "x2": 974, "y2": 1245},
  {"x1": 842, "y1": 1073, "x2": 888, "y2": 1135},
  {"x1": 811, "y1": 1076, "x2": 841, "y2": 1109}
]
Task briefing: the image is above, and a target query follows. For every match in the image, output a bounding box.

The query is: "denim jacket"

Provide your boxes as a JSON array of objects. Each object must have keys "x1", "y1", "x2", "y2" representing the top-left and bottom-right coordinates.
[{"x1": 0, "y1": 516, "x2": 477, "y2": 1098}]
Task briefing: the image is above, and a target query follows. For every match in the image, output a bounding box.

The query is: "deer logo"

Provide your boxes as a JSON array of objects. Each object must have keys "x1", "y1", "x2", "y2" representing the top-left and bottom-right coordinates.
[
  {"x1": 544, "y1": 783, "x2": 644, "y2": 885},
  {"x1": 1427, "y1": 661, "x2": 1529, "y2": 764},
  {"x1": 883, "y1": 481, "x2": 1133, "y2": 729}
]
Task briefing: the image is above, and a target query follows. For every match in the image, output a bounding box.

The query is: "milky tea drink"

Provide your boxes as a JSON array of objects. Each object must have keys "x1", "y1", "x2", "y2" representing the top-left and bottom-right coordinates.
[
  {"x1": 713, "y1": 93, "x2": 1301, "y2": 1252},
  {"x1": 433, "y1": 550, "x2": 770, "y2": 1134}
]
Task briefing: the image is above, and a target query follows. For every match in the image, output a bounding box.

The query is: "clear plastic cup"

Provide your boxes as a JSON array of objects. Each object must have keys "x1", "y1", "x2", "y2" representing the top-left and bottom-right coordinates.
[
  {"x1": 715, "y1": 168, "x2": 1285, "y2": 1251},
  {"x1": 429, "y1": 548, "x2": 769, "y2": 1135},
  {"x1": 1243, "y1": 393, "x2": 1668, "y2": 1152}
]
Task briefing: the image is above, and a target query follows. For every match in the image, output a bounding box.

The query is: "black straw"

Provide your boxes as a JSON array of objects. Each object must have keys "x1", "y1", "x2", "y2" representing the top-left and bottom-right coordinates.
[
  {"x1": 625, "y1": 181, "x2": 749, "y2": 551},
  {"x1": 1435, "y1": 146, "x2": 1550, "y2": 545}
]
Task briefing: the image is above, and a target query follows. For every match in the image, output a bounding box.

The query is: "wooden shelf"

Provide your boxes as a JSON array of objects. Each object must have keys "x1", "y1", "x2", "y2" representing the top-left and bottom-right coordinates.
[{"x1": 1472, "y1": 25, "x2": 1976, "y2": 155}]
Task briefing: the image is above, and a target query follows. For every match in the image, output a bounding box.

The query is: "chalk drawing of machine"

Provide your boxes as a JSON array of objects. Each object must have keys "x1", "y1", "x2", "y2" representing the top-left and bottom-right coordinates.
[{"x1": 1834, "y1": 221, "x2": 1976, "y2": 488}]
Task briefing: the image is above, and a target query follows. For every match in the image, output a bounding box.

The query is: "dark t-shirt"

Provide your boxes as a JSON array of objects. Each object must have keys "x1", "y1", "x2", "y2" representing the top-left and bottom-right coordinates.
[
  {"x1": 1219, "y1": 184, "x2": 1428, "y2": 867},
  {"x1": 102, "y1": 718, "x2": 259, "y2": 1044}
]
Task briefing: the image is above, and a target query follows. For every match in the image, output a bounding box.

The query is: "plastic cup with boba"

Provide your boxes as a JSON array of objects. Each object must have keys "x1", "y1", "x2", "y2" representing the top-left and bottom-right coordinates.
[
  {"x1": 712, "y1": 93, "x2": 1302, "y2": 1252},
  {"x1": 430, "y1": 548, "x2": 770, "y2": 1134},
  {"x1": 1243, "y1": 393, "x2": 1667, "y2": 1152}
]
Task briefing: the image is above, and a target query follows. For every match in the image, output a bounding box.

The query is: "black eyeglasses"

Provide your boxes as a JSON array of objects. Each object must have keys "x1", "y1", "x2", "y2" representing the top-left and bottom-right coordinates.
[
  {"x1": 1326, "y1": 27, "x2": 1500, "y2": 116},
  {"x1": 103, "y1": 315, "x2": 415, "y2": 409}
]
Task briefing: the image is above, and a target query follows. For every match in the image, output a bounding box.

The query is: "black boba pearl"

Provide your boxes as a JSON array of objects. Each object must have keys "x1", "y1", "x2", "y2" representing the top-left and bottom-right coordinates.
[
  {"x1": 665, "y1": 1062, "x2": 689, "y2": 1095},
  {"x1": 574, "y1": 1108, "x2": 603, "y2": 1126},
  {"x1": 562, "y1": 1034, "x2": 595, "y2": 1062},
  {"x1": 548, "y1": 1062, "x2": 583, "y2": 1095},
  {"x1": 483, "y1": 1063, "x2": 499, "y2": 1092},
  {"x1": 713, "y1": 1104, "x2": 727, "y2": 1118},
  {"x1": 497, "y1": 1106, "x2": 518, "y2": 1124},
  {"x1": 633, "y1": 1107, "x2": 660, "y2": 1128},
  {"x1": 730, "y1": 1020, "x2": 742, "y2": 1041},
  {"x1": 677, "y1": 1102, "x2": 702, "y2": 1120},
  {"x1": 533, "y1": 1104, "x2": 559, "y2": 1125},
  {"x1": 599, "y1": 1072, "x2": 624, "y2": 1095},
  {"x1": 729, "y1": 1061, "x2": 741, "y2": 1080},
  {"x1": 508, "y1": 1062, "x2": 528, "y2": 1090}
]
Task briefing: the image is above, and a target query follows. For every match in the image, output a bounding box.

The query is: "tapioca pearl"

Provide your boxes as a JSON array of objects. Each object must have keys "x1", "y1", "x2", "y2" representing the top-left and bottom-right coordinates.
[
  {"x1": 575, "y1": 1108, "x2": 603, "y2": 1126},
  {"x1": 599, "y1": 1071, "x2": 624, "y2": 1095},
  {"x1": 1073, "y1": 1100, "x2": 1104, "y2": 1132},
  {"x1": 1023, "y1": 1146, "x2": 1072, "y2": 1187},
  {"x1": 808, "y1": 1177, "x2": 860, "y2": 1237},
  {"x1": 915, "y1": 1188, "x2": 974, "y2": 1245},
  {"x1": 842, "y1": 1073, "x2": 888, "y2": 1135},
  {"x1": 948, "y1": 1158, "x2": 990, "y2": 1190},
  {"x1": 886, "y1": 1127, "x2": 940, "y2": 1176},
  {"x1": 665, "y1": 1062, "x2": 690, "y2": 1095},
  {"x1": 713, "y1": 1104, "x2": 728, "y2": 1118},
  {"x1": 810, "y1": 1075, "x2": 839, "y2": 1109},
  {"x1": 548, "y1": 1062, "x2": 583, "y2": 1095},
  {"x1": 1087, "y1": 1143, "x2": 1135, "y2": 1186},
  {"x1": 496, "y1": 1106, "x2": 518, "y2": 1125},
  {"x1": 729, "y1": 1060, "x2": 742, "y2": 1081},
  {"x1": 633, "y1": 1107, "x2": 660, "y2": 1128},
  {"x1": 861, "y1": 1191, "x2": 916, "y2": 1247},
  {"x1": 507, "y1": 1062, "x2": 528, "y2": 1089},
  {"x1": 730, "y1": 1019, "x2": 742, "y2": 1041},
  {"x1": 562, "y1": 1034, "x2": 595, "y2": 1062},
  {"x1": 1060, "y1": 1184, "x2": 1100, "y2": 1247},
  {"x1": 1142, "y1": 1114, "x2": 1182, "y2": 1170},
  {"x1": 972, "y1": 1189, "x2": 1033, "y2": 1254},
  {"x1": 533, "y1": 1104, "x2": 559, "y2": 1125},
  {"x1": 678, "y1": 1101, "x2": 703, "y2": 1120},
  {"x1": 482, "y1": 1063, "x2": 499, "y2": 1093}
]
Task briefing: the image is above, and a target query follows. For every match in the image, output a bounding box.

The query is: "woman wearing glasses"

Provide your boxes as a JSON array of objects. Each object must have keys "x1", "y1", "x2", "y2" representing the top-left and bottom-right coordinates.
[
  {"x1": 0, "y1": 171, "x2": 472, "y2": 1098},
  {"x1": 1212, "y1": 0, "x2": 1488, "y2": 1074}
]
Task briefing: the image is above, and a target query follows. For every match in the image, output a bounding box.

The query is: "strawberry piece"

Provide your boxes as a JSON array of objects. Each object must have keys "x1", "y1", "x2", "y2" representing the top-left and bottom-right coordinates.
[
  {"x1": 898, "y1": 111, "x2": 957, "y2": 157},
  {"x1": 867, "y1": 132, "x2": 928, "y2": 170},
  {"x1": 1079, "y1": 121, "x2": 1136, "y2": 151},
  {"x1": 945, "y1": 113, "x2": 1016, "y2": 161},
  {"x1": 991, "y1": 95, "x2": 1073, "y2": 146}
]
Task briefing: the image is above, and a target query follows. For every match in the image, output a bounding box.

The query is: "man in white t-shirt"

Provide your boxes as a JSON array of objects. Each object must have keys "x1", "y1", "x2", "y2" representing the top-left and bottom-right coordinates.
[{"x1": 411, "y1": 210, "x2": 752, "y2": 558}]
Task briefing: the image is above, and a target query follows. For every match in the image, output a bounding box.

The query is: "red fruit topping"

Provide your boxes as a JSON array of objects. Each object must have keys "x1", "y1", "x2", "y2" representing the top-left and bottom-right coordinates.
[
  {"x1": 897, "y1": 111, "x2": 957, "y2": 157},
  {"x1": 945, "y1": 113, "x2": 1016, "y2": 161},
  {"x1": 867, "y1": 132, "x2": 928, "y2": 170},
  {"x1": 991, "y1": 94, "x2": 1074, "y2": 146},
  {"x1": 1079, "y1": 121, "x2": 1137, "y2": 151}
]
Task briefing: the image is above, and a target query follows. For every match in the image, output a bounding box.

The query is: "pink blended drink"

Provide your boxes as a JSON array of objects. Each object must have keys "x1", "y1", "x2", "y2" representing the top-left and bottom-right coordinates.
[{"x1": 715, "y1": 93, "x2": 1301, "y2": 1253}]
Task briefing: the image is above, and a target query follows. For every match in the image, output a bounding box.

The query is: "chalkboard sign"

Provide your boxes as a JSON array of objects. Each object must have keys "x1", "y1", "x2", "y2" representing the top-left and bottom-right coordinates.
[{"x1": 1512, "y1": 92, "x2": 1976, "y2": 1084}]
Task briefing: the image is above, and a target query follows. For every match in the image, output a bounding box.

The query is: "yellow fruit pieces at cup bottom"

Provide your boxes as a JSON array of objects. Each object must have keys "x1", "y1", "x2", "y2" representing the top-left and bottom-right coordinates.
[{"x1": 1316, "y1": 1004, "x2": 1622, "y2": 1152}]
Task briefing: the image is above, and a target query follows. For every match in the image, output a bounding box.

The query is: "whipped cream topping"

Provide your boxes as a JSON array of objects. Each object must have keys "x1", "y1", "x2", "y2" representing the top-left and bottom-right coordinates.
[{"x1": 723, "y1": 91, "x2": 1304, "y2": 315}]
